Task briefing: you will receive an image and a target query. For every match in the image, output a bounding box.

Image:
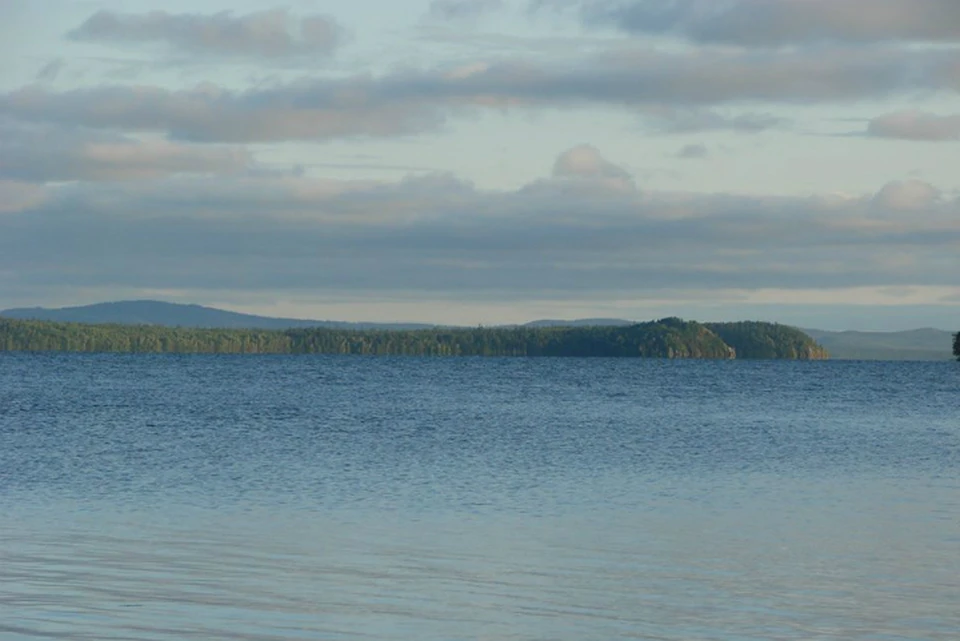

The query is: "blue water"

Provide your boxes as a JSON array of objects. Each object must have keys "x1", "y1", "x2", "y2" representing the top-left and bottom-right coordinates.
[{"x1": 1, "y1": 354, "x2": 958, "y2": 640}]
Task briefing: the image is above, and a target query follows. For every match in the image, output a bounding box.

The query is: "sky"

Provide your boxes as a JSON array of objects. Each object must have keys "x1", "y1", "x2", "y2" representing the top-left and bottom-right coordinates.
[{"x1": 1, "y1": 0, "x2": 958, "y2": 330}]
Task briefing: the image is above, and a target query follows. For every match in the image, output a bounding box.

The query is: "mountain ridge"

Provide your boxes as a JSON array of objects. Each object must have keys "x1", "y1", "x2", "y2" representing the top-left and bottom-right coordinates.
[
  {"x1": 801, "y1": 327, "x2": 953, "y2": 361},
  {"x1": 0, "y1": 300, "x2": 435, "y2": 331}
]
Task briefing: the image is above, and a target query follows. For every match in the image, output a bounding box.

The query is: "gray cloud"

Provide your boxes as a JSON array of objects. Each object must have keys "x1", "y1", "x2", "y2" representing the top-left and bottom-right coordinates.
[
  {"x1": 677, "y1": 143, "x2": 708, "y2": 159},
  {"x1": 0, "y1": 83, "x2": 443, "y2": 143},
  {"x1": 557, "y1": 0, "x2": 960, "y2": 46},
  {"x1": 2, "y1": 45, "x2": 956, "y2": 142},
  {"x1": 35, "y1": 59, "x2": 65, "y2": 82},
  {"x1": 430, "y1": 0, "x2": 504, "y2": 20},
  {"x1": 642, "y1": 107, "x2": 786, "y2": 134},
  {"x1": 0, "y1": 180, "x2": 47, "y2": 213},
  {"x1": 2, "y1": 160, "x2": 956, "y2": 303},
  {"x1": 0, "y1": 118, "x2": 252, "y2": 182},
  {"x1": 68, "y1": 8, "x2": 342, "y2": 59},
  {"x1": 868, "y1": 110, "x2": 960, "y2": 141}
]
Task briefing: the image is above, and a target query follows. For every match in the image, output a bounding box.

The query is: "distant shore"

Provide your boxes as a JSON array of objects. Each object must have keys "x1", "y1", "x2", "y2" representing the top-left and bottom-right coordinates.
[{"x1": 0, "y1": 317, "x2": 827, "y2": 359}]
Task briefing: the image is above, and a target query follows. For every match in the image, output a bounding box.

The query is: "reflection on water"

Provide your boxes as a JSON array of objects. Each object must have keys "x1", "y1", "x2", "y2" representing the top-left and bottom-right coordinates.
[{"x1": 1, "y1": 355, "x2": 958, "y2": 639}]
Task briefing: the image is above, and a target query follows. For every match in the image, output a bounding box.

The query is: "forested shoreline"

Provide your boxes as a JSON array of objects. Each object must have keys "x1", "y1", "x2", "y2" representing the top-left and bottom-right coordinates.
[
  {"x1": 0, "y1": 317, "x2": 828, "y2": 360},
  {"x1": 705, "y1": 321, "x2": 829, "y2": 360}
]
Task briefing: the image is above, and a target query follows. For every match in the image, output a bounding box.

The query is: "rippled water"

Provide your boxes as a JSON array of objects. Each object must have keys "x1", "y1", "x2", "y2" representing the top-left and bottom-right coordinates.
[{"x1": 1, "y1": 354, "x2": 958, "y2": 640}]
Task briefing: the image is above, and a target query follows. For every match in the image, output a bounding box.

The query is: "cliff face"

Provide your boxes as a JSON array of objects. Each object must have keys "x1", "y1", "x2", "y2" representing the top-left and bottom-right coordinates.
[{"x1": 705, "y1": 322, "x2": 829, "y2": 360}]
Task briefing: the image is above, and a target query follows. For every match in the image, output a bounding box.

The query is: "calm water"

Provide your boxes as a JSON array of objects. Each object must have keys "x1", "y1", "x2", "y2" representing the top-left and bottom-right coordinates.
[{"x1": 1, "y1": 354, "x2": 958, "y2": 640}]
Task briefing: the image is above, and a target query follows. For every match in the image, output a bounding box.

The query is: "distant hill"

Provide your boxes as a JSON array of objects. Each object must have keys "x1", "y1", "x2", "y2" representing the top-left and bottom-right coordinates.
[
  {"x1": 0, "y1": 300, "x2": 434, "y2": 331},
  {"x1": 802, "y1": 328, "x2": 954, "y2": 361},
  {"x1": 524, "y1": 318, "x2": 633, "y2": 328}
]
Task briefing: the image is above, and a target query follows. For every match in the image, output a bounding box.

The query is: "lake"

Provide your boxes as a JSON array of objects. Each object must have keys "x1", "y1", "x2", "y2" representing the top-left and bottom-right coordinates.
[{"x1": 1, "y1": 354, "x2": 958, "y2": 640}]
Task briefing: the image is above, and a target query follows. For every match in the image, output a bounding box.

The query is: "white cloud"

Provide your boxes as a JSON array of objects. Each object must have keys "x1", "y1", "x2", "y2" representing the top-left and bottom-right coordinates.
[
  {"x1": 552, "y1": 144, "x2": 632, "y2": 181},
  {"x1": 872, "y1": 180, "x2": 942, "y2": 212}
]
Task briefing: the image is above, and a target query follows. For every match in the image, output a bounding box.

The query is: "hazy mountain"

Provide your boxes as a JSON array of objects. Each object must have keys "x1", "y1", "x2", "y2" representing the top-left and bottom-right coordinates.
[
  {"x1": 1, "y1": 301, "x2": 639, "y2": 331},
  {"x1": 523, "y1": 318, "x2": 633, "y2": 328},
  {"x1": 803, "y1": 328, "x2": 954, "y2": 361},
  {"x1": 0, "y1": 301, "x2": 434, "y2": 331}
]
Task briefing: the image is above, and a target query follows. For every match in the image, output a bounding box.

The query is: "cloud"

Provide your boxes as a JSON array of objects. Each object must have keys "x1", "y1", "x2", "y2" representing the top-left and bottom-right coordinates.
[
  {"x1": 430, "y1": 0, "x2": 504, "y2": 20},
  {"x1": 0, "y1": 180, "x2": 47, "y2": 213},
  {"x1": 0, "y1": 118, "x2": 252, "y2": 182},
  {"x1": 2, "y1": 163, "x2": 956, "y2": 304},
  {"x1": 553, "y1": 145, "x2": 632, "y2": 180},
  {"x1": 872, "y1": 180, "x2": 941, "y2": 212},
  {"x1": 0, "y1": 82, "x2": 443, "y2": 143},
  {"x1": 557, "y1": 0, "x2": 960, "y2": 46},
  {"x1": 642, "y1": 107, "x2": 786, "y2": 134},
  {"x1": 67, "y1": 8, "x2": 342, "y2": 59},
  {"x1": 548, "y1": 145, "x2": 636, "y2": 193},
  {"x1": 2, "y1": 45, "x2": 956, "y2": 142},
  {"x1": 677, "y1": 144, "x2": 708, "y2": 159},
  {"x1": 35, "y1": 59, "x2": 65, "y2": 83},
  {"x1": 867, "y1": 110, "x2": 960, "y2": 141}
]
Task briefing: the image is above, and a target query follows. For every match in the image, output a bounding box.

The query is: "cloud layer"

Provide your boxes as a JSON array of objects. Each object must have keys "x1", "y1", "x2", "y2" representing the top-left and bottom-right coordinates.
[
  {"x1": 3, "y1": 2, "x2": 959, "y2": 324},
  {"x1": 430, "y1": 0, "x2": 504, "y2": 21},
  {"x1": 68, "y1": 8, "x2": 342, "y2": 58},
  {"x1": 559, "y1": 0, "x2": 960, "y2": 46},
  {"x1": 2, "y1": 147, "x2": 957, "y2": 306},
  {"x1": 3, "y1": 44, "x2": 956, "y2": 142},
  {"x1": 0, "y1": 118, "x2": 252, "y2": 182},
  {"x1": 868, "y1": 110, "x2": 960, "y2": 141}
]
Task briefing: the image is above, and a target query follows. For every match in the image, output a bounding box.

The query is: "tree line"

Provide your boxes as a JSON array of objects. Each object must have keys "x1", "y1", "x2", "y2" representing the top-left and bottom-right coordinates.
[
  {"x1": 0, "y1": 317, "x2": 828, "y2": 359},
  {"x1": 705, "y1": 321, "x2": 830, "y2": 360}
]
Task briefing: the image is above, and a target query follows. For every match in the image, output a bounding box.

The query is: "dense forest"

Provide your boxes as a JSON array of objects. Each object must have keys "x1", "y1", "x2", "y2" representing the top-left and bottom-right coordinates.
[
  {"x1": 0, "y1": 317, "x2": 828, "y2": 359},
  {"x1": 706, "y1": 322, "x2": 830, "y2": 360}
]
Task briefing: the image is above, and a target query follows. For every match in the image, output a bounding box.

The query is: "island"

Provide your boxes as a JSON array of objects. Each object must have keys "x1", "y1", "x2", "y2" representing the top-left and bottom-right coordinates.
[{"x1": 0, "y1": 317, "x2": 828, "y2": 359}]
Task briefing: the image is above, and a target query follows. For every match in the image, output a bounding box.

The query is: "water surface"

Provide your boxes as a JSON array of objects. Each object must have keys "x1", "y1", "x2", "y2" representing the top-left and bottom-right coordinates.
[{"x1": 1, "y1": 354, "x2": 958, "y2": 639}]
